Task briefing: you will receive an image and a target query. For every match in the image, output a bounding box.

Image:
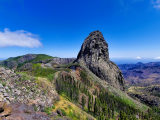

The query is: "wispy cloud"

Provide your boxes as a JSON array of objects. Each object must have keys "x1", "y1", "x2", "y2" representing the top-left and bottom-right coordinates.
[
  {"x1": 151, "y1": 0, "x2": 160, "y2": 9},
  {"x1": 0, "y1": 28, "x2": 42, "y2": 48},
  {"x1": 154, "y1": 57, "x2": 160, "y2": 59},
  {"x1": 134, "y1": 56, "x2": 141, "y2": 59}
]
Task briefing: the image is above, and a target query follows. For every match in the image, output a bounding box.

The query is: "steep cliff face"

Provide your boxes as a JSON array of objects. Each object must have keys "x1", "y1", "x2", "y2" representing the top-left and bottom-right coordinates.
[
  {"x1": 76, "y1": 31, "x2": 125, "y2": 91},
  {"x1": 53, "y1": 58, "x2": 76, "y2": 64}
]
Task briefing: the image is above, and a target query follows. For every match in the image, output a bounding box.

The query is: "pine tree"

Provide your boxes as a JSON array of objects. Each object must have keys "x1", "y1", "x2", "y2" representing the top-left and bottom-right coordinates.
[
  {"x1": 82, "y1": 95, "x2": 86, "y2": 110},
  {"x1": 108, "y1": 108, "x2": 111, "y2": 118},
  {"x1": 94, "y1": 98, "x2": 97, "y2": 115}
]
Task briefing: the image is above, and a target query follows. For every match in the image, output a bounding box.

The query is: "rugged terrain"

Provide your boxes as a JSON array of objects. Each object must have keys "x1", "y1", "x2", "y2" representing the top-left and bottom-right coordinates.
[
  {"x1": 118, "y1": 62, "x2": 160, "y2": 86},
  {"x1": 0, "y1": 31, "x2": 159, "y2": 120},
  {"x1": 75, "y1": 31, "x2": 125, "y2": 91},
  {"x1": 119, "y1": 62, "x2": 160, "y2": 108}
]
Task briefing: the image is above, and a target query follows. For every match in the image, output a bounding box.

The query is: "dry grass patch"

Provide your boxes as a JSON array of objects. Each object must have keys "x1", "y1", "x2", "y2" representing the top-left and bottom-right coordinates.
[{"x1": 53, "y1": 95, "x2": 96, "y2": 120}]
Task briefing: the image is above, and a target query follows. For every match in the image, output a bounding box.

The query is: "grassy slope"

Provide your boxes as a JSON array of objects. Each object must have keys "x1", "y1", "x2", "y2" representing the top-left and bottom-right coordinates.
[
  {"x1": 17, "y1": 54, "x2": 56, "y2": 69},
  {"x1": 7, "y1": 54, "x2": 54, "y2": 62},
  {"x1": 24, "y1": 72, "x2": 96, "y2": 120},
  {"x1": 53, "y1": 95, "x2": 96, "y2": 120},
  {"x1": 78, "y1": 61, "x2": 149, "y2": 112},
  {"x1": 31, "y1": 54, "x2": 55, "y2": 62}
]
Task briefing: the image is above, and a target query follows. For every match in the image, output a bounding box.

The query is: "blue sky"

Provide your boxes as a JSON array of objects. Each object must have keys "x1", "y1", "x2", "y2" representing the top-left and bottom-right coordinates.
[{"x1": 0, "y1": 0, "x2": 160, "y2": 62}]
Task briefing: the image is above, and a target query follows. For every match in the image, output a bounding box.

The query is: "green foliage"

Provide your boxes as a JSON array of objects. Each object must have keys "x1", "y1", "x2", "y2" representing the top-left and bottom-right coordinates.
[
  {"x1": 56, "y1": 74, "x2": 79, "y2": 102},
  {"x1": 2, "y1": 82, "x2": 6, "y2": 86},
  {"x1": 34, "y1": 106, "x2": 38, "y2": 111},
  {"x1": 69, "y1": 110, "x2": 75, "y2": 118},
  {"x1": 82, "y1": 95, "x2": 86, "y2": 109},
  {"x1": 80, "y1": 70, "x2": 87, "y2": 80},
  {"x1": 60, "y1": 62, "x2": 80, "y2": 68},
  {"x1": 2, "y1": 54, "x2": 57, "y2": 69},
  {"x1": 47, "y1": 73, "x2": 56, "y2": 82},
  {"x1": 80, "y1": 70, "x2": 92, "y2": 87},
  {"x1": 17, "y1": 61, "x2": 28, "y2": 69},
  {"x1": 63, "y1": 68, "x2": 71, "y2": 73},
  {"x1": 7, "y1": 55, "x2": 22, "y2": 61},
  {"x1": 31, "y1": 54, "x2": 55, "y2": 62},
  {"x1": 32, "y1": 68, "x2": 57, "y2": 77},
  {"x1": 32, "y1": 63, "x2": 41, "y2": 69},
  {"x1": 60, "y1": 108, "x2": 67, "y2": 116},
  {"x1": 52, "y1": 105, "x2": 55, "y2": 109},
  {"x1": 44, "y1": 107, "x2": 52, "y2": 115}
]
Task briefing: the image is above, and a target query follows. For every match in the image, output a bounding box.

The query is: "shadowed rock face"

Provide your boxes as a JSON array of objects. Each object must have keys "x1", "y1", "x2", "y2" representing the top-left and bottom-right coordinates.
[
  {"x1": 76, "y1": 31, "x2": 125, "y2": 91},
  {"x1": 18, "y1": 54, "x2": 36, "y2": 63},
  {"x1": 53, "y1": 58, "x2": 76, "y2": 64}
]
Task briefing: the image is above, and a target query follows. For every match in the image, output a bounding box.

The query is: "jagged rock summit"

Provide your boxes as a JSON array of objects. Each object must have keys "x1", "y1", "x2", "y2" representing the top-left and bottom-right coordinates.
[{"x1": 76, "y1": 30, "x2": 125, "y2": 91}]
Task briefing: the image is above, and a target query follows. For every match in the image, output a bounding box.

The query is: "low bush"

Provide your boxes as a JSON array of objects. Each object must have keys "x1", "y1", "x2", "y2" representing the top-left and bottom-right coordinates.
[
  {"x1": 32, "y1": 68, "x2": 57, "y2": 77},
  {"x1": 60, "y1": 108, "x2": 67, "y2": 116}
]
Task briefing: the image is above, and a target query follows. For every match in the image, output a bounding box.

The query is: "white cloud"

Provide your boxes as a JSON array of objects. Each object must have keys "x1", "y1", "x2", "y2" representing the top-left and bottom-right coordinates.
[
  {"x1": 151, "y1": 0, "x2": 160, "y2": 9},
  {"x1": 0, "y1": 28, "x2": 42, "y2": 48},
  {"x1": 134, "y1": 56, "x2": 141, "y2": 59},
  {"x1": 154, "y1": 57, "x2": 160, "y2": 59}
]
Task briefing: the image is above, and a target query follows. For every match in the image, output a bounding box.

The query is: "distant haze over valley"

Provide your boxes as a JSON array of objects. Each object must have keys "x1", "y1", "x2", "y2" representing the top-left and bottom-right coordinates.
[
  {"x1": 111, "y1": 58, "x2": 160, "y2": 65},
  {"x1": 0, "y1": 58, "x2": 7, "y2": 60},
  {"x1": 1, "y1": 57, "x2": 160, "y2": 65}
]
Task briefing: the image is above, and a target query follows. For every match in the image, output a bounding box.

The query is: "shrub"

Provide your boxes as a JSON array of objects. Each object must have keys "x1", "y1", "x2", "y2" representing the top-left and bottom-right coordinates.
[
  {"x1": 34, "y1": 106, "x2": 38, "y2": 111},
  {"x1": 32, "y1": 68, "x2": 57, "y2": 77},
  {"x1": 44, "y1": 107, "x2": 52, "y2": 115},
  {"x1": 60, "y1": 108, "x2": 67, "y2": 116},
  {"x1": 48, "y1": 73, "x2": 55, "y2": 82},
  {"x1": 32, "y1": 63, "x2": 41, "y2": 69},
  {"x1": 52, "y1": 105, "x2": 55, "y2": 109},
  {"x1": 2, "y1": 82, "x2": 6, "y2": 86}
]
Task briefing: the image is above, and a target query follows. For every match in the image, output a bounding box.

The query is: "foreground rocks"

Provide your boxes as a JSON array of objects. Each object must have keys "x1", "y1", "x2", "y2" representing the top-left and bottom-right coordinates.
[
  {"x1": 75, "y1": 31, "x2": 125, "y2": 91},
  {"x1": 0, "y1": 67, "x2": 59, "y2": 111},
  {"x1": 1, "y1": 102, "x2": 50, "y2": 120},
  {"x1": 0, "y1": 101, "x2": 12, "y2": 118}
]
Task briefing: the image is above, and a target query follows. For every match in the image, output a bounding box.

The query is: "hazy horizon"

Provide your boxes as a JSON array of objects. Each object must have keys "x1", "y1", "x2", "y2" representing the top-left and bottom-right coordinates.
[
  {"x1": 1, "y1": 56, "x2": 160, "y2": 65},
  {"x1": 0, "y1": 0, "x2": 160, "y2": 60}
]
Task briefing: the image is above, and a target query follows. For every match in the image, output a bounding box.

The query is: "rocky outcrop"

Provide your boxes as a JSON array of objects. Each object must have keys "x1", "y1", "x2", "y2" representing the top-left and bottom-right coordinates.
[
  {"x1": 0, "y1": 67, "x2": 59, "y2": 111},
  {"x1": 6, "y1": 102, "x2": 51, "y2": 120},
  {"x1": 0, "y1": 61, "x2": 18, "y2": 69},
  {"x1": 18, "y1": 54, "x2": 36, "y2": 63},
  {"x1": 53, "y1": 58, "x2": 76, "y2": 64},
  {"x1": 0, "y1": 101, "x2": 12, "y2": 118},
  {"x1": 129, "y1": 93, "x2": 160, "y2": 107},
  {"x1": 19, "y1": 63, "x2": 33, "y2": 71},
  {"x1": 34, "y1": 59, "x2": 51, "y2": 64},
  {"x1": 75, "y1": 31, "x2": 125, "y2": 91}
]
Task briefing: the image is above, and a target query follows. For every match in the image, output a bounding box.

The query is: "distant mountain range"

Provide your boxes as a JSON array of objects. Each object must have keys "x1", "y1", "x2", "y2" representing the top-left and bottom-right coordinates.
[
  {"x1": 119, "y1": 62, "x2": 160, "y2": 107},
  {"x1": 118, "y1": 62, "x2": 160, "y2": 86}
]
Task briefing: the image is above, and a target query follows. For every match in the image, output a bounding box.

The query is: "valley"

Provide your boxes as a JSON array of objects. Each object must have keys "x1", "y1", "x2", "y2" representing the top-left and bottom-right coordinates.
[{"x1": 119, "y1": 62, "x2": 160, "y2": 109}]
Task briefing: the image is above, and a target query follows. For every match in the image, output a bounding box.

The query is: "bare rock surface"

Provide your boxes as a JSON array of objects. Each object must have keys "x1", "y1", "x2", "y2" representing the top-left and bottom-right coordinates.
[
  {"x1": 0, "y1": 67, "x2": 59, "y2": 112},
  {"x1": 53, "y1": 58, "x2": 76, "y2": 64},
  {"x1": 19, "y1": 63, "x2": 33, "y2": 71},
  {"x1": 75, "y1": 31, "x2": 125, "y2": 91},
  {"x1": 129, "y1": 93, "x2": 160, "y2": 107},
  {"x1": 6, "y1": 102, "x2": 51, "y2": 120},
  {"x1": 18, "y1": 54, "x2": 36, "y2": 63}
]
